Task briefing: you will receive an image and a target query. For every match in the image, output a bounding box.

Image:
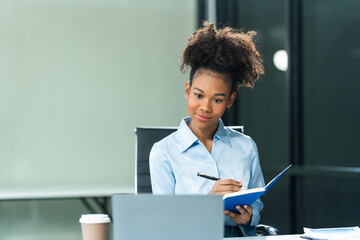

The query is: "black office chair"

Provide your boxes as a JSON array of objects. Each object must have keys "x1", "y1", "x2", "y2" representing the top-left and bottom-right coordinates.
[{"x1": 135, "y1": 126, "x2": 278, "y2": 236}]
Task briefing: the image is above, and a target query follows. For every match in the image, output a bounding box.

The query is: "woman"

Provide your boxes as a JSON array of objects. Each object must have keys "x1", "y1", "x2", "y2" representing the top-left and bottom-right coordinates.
[{"x1": 150, "y1": 21, "x2": 265, "y2": 237}]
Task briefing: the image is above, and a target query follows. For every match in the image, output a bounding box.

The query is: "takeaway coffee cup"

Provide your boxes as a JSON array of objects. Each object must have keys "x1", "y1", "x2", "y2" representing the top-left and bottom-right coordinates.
[{"x1": 79, "y1": 214, "x2": 111, "y2": 240}]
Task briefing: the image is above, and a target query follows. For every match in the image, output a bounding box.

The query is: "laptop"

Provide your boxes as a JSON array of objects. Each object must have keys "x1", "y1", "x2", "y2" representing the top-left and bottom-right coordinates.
[{"x1": 112, "y1": 194, "x2": 224, "y2": 240}]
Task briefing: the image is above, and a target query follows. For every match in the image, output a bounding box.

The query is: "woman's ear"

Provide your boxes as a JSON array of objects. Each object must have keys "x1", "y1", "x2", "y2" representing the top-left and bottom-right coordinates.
[
  {"x1": 184, "y1": 81, "x2": 190, "y2": 99},
  {"x1": 226, "y1": 92, "x2": 236, "y2": 108}
]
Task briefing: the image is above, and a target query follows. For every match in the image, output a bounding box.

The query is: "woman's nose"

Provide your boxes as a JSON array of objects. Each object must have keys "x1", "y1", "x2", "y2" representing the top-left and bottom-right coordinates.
[{"x1": 200, "y1": 99, "x2": 212, "y2": 112}]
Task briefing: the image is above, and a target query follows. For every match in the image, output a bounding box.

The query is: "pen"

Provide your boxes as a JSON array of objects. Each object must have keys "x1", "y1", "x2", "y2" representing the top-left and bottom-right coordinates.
[
  {"x1": 196, "y1": 172, "x2": 247, "y2": 188},
  {"x1": 197, "y1": 172, "x2": 220, "y2": 181}
]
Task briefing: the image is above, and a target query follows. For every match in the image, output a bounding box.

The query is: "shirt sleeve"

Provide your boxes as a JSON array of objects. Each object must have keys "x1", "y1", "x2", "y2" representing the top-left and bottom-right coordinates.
[
  {"x1": 239, "y1": 137, "x2": 265, "y2": 236},
  {"x1": 149, "y1": 142, "x2": 175, "y2": 194}
]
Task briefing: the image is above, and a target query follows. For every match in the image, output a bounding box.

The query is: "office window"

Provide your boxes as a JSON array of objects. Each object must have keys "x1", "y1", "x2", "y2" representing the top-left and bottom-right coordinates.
[
  {"x1": 215, "y1": 0, "x2": 360, "y2": 234},
  {"x1": 234, "y1": 0, "x2": 289, "y2": 172},
  {"x1": 302, "y1": 0, "x2": 360, "y2": 167},
  {"x1": 231, "y1": 0, "x2": 291, "y2": 233}
]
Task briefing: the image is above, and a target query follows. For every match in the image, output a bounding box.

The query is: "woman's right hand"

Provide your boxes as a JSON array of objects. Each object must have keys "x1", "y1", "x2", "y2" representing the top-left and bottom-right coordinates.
[{"x1": 208, "y1": 179, "x2": 242, "y2": 196}]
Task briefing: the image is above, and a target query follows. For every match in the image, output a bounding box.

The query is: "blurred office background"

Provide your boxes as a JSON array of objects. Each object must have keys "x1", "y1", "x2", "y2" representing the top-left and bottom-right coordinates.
[{"x1": 0, "y1": 0, "x2": 359, "y2": 239}]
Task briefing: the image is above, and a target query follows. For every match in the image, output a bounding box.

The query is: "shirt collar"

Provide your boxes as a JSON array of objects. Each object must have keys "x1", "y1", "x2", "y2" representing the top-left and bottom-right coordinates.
[
  {"x1": 176, "y1": 117, "x2": 231, "y2": 152},
  {"x1": 214, "y1": 119, "x2": 231, "y2": 146},
  {"x1": 177, "y1": 117, "x2": 199, "y2": 152}
]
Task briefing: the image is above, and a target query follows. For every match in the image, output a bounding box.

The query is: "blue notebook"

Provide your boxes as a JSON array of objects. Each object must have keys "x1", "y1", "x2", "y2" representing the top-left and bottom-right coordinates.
[{"x1": 223, "y1": 164, "x2": 292, "y2": 212}]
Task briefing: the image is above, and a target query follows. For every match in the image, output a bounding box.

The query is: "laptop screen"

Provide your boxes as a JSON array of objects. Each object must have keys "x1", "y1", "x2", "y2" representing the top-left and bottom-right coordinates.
[{"x1": 112, "y1": 194, "x2": 224, "y2": 240}]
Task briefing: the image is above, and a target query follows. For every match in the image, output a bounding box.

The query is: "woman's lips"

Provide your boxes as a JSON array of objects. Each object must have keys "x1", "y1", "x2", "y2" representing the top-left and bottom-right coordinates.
[{"x1": 196, "y1": 113, "x2": 211, "y2": 121}]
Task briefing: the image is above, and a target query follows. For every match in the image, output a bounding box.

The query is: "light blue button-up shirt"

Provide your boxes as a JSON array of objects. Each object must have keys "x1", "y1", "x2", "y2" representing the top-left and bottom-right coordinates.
[{"x1": 149, "y1": 117, "x2": 265, "y2": 236}]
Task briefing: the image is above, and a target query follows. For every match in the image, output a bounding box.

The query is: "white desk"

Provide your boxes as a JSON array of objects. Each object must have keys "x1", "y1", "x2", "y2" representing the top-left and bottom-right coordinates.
[
  {"x1": 0, "y1": 186, "x2": 133, "y2": 200},
  {"x1": 0, "y1": 186, "x2": 134, "y2": 216},
  {"x1": 228, "y1": 234, "x2": 303, "y2": 240}
]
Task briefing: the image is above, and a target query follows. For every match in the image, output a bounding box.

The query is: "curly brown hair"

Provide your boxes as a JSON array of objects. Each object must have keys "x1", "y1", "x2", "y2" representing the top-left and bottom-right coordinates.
[{"x1": 180, "y1": 21, "x2": 264, "y2": 92}]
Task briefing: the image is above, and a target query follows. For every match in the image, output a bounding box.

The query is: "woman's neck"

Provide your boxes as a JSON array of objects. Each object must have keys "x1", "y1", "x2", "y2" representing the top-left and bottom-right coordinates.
[{"x1": 188, "y1": 121, "x2": 218, "y2": 152}]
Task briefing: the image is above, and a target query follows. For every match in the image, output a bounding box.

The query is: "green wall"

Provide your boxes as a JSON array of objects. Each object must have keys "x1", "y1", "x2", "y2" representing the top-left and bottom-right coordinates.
[
  {"x1": 0, "y1": 0, "x2": 195, "y2": 190},
  {"x1": 0, "y1": 0, "x2": 197, "y2": 239}
]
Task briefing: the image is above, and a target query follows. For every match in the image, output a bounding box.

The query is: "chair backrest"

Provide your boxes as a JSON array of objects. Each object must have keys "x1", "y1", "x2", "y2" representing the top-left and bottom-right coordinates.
[{"x1": 135, "y1": 126, "x2": 244, "y2": 193}]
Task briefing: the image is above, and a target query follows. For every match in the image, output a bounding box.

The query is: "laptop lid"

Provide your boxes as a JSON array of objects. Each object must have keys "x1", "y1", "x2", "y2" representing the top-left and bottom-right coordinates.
[{"x1": 112, "y1": 194, "x2": 224, "y2": 240}]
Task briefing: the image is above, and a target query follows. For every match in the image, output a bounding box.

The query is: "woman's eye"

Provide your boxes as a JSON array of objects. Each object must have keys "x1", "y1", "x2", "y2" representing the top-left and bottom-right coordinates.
[
  {"x1": 213, "y1": 99, "x2": 224, "y2": 103},
  {"x1": 194, "y1": 93, "x2": 202, "y2": 99}
]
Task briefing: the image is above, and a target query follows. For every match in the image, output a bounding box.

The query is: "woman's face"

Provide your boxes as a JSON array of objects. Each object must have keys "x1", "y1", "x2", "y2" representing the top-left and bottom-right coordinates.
[{"x1": 184, "y1": 69, "x2": 236, "y2": 134}]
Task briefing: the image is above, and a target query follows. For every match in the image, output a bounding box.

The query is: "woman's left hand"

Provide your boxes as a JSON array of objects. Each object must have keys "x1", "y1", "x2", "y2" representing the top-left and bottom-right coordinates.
[{"x1": 224, "y1": 205, "x2": 253, "y2": 225}]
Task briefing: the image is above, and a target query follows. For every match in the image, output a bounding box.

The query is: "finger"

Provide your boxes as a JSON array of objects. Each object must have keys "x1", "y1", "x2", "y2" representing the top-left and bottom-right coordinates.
[
  {"x1": 224, "y1": 210, "x2": 236, "y2": 219},
  {"x1": 218, "y1": 179, "x2": 242, "y2": 186},
  {"x1": 217, "y1": 182, "x2": 241, "y2": 192},
  {"x1": 235, "y1": 205, "x2": 245, "y2": 214},
  {"x1": 220, "y1": 185, "x2": 241, "y2": 192},
  {"x1": 213, "y1": 183, "x2": 240, "y2": 192},
  {"x1": 225, "y1": 210, "x2": 247, "y2": 225},
  {"x1": 213, "y1": 186, "x2": 239, "y2": 194},
  {"x1": 243, "y1": 205, "x2": 253, "y2": 215}
]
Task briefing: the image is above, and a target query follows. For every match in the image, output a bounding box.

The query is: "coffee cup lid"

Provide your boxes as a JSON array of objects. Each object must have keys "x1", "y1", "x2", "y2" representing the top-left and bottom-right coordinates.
[{"x1": 79, "y1": 214, "x2": 111, "y2": 224}]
